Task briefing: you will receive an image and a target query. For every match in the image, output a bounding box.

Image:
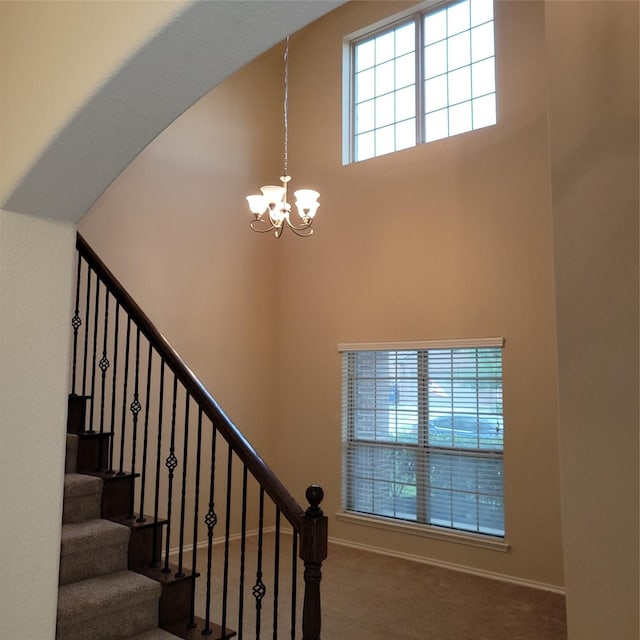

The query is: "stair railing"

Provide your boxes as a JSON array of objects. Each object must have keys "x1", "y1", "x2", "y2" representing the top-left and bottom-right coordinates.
[{"x1": 69, "y1": 232, "x2": 328, "y2": 640}]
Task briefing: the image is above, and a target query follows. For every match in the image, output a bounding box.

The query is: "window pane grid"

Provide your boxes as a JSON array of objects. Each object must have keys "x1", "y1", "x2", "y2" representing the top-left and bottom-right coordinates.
[
  {"x1": 342, "y1": 344, "x2": 504, "y2": 537},
  {"x1": 351, "y1": 0, "x2": 496, "y2": 162},
  {"x1": 353, "y1": 19, "x2": 417, "y2": 160}
]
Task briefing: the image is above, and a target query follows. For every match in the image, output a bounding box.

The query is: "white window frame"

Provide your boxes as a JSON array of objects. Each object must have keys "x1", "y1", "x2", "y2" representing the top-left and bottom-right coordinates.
[
  {"x1": 339, "y1": 338, "x2": 507, "y2": 548},
  {"x1": 344, "y1": 0, "x2": 497, "y2": 164}
]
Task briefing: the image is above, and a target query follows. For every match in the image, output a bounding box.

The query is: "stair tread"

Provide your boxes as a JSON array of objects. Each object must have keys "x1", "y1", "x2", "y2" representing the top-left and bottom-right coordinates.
[
  {"x1": 125, "y1": 630, "x2": 183, "y2": 640},
  {"x1": 61, "y1": 518, "x2": 130, "y2": 550},
  {"x1": 58, "y1": 570, "x2": 161, "y2": 617},
  {"x1": 62, "y1": 518, "x2": 129, "y2": 544}
]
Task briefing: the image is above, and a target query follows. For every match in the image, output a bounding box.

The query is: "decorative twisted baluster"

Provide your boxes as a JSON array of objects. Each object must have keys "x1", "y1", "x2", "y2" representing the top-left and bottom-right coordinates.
[
  {"x1": 273, "y1": 508, "x2": 281, "y2": 640},
  {"x1": 254, "y1": 487, "x2": 266, "y2": 639},
  {"x1": 151, "y1": 359, "x2": 165, "y2": 567},
  {"x1": 98, "y1": 292, "x2": 110, "y2": 436},
  {"x1": 162, "y1": 375, "x2": 179, "y2": 573},
  {"x1": 189, "y1": 408, "x2": 204, "y2": 629},
  {"x1": 106, "y1": 301, "x2": 120, "y2": 474},
  {"x1": 176, "y1": 392, "x2": 190, "y2": 578},
  {"x1": 290, "y1": 531, "x2": 299, "y2": 640},
  {"x1": 137, "y1": 343, "x2": 153, "y2": 522},
  {"x1": 88, "y1": 279, "x2": 101, "y2": 432},
  {"x1": 238, "y1": 465, "x2": 249, "y2": 639},
  {"x1": 81, "y1": 264, "x2": 92, "y2": 401},
  {"x1": 71, "y1": 257, "x2": 82, "y2": 395},
  {"x1": 203, "y1": 428, "x2": 218, "y2": 636},
  {"x1": 128, "y1": 327, "x2": 142, "y2": 518},
  {"x1": 117, "y1": 317, "x2": 131, "y2": 475},
  {"x1": 221, "y1": 444, "x2": 233, "y2": 636}
]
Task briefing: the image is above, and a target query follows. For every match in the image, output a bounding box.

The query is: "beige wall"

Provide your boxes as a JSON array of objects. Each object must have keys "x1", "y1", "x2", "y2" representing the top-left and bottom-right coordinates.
[
  {"x1": 0, "y1": 0, "x2": 188, "y2": 203},
  {"x1": 275, "y1": 0, "x2": 563, "y2": 587},
  {"x1": 0, "y1": 210, "x2": 76, "y2": 638},
  {"x1": 79, "y1": 46, "x2": 283, "y2": 469},
  {"x1": 80, "y1": 0, "x2": 566, "y2": 589},
  {"x1": 545, "y1": 1, "x2": 639, "y2": 637}
]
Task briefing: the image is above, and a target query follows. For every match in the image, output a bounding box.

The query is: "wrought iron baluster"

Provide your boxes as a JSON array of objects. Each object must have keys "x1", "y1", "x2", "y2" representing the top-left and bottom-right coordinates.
[
  {"x1": 117, "y1": 316, "x2": 132, "y2": 475},
  {"x1": 273, "y1": 508, "x2": 281, "y2": 640},
  {"x1": 88, "y1": 278, "x2": 100, "y2": 433},
  {"x1": 221, "y1": 445, "x2": 233, "y2": 636},
  {"x1": 71, "y1": 256, "x2": 83, "y2": 395},
  {"x1": 238, "y1": 465, "x2": 248, "y2": 640},
  {"x1": 162, "y1": 375, "x2": 179, "y2": 573},
  {"x1": 176, "y1": 392, "x2": 190, "y2": 578},
  {"x1": 98, "y1": 291, "x2": 110, "y2": 454},
  {"x1": 189, "y1": 408, "x2": 204, "y2": 629},
  {"x1": 203, "y1": 428, "x2": 218, "y2": 636},
  {"x1": 290, "y1": 531, "x2": 298, "y2": 640},
  {"x1": 151, "y1": 359, "x2": 165, "y2": 568},
  {"x1": 137, "y1": 343, "x2": 153, "y2": 523},
  {"x1": 107, "y1": 301, "x2": 120, "y2": 474},
  {"x1": 254, "y1": 487, "x2": 266, "y2": 640},
  {"x1": 81, "y1": 264, "x2": 92, "y2": 404},
  {"x1": 128, "y1": 327, "x2": 142, "y2": 518}
]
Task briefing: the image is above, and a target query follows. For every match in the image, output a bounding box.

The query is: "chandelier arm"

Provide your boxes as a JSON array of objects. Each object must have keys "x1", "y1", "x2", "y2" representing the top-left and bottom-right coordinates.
[
  {"x1": 289, "y1": 224, "x2": 314, "y2": 238},
  {"x1": 250, "y1": 219, "x2": 278, "y2": 233},
  {"x1": 286, "y1": 219, "x2": 313, "y2": 232}
]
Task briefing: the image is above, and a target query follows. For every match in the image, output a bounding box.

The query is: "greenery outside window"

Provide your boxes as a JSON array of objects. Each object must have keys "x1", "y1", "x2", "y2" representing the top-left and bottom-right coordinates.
[
  {"x1": 341, "y1": 338, "x2": 505, "y2": 537},
  {"x1": 349, "y1": 0, "x2": 496, "y2": 162}
]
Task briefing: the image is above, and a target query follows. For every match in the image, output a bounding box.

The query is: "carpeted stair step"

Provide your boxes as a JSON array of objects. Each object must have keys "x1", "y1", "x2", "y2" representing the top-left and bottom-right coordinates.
[
  {"x1": 66, "y1": 434, "x2": 78, "y2": 473},
  {"x1": 57, "y1": 570, "x2": 162, "y2": 640},
  {"x1": 59, "y1": 518, "x2": 130, "y2": 585},
  {"x1": 124, "y1": 630, "x2": 183, "y2": 640},
  {"x1": 63, "y1": 473, "x2": 102, "y2": 524}
]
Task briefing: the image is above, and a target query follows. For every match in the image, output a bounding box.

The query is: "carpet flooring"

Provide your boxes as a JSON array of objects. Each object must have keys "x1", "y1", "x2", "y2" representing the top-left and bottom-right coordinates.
[{"x1": 189, "y1": 532, "x2": 567, "y2": 640}]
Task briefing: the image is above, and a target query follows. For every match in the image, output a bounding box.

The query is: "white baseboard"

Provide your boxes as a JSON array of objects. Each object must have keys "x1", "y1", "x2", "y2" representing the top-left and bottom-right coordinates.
[
  {"x1": 327, "y1": 535, "x2": 566, "y2": 595},
  {"x1": 168, "y1": 526, "x2": 277, "y2": 558},
  {"x1": 169, "y1": 527, "x2": 564, "y2": 595}
]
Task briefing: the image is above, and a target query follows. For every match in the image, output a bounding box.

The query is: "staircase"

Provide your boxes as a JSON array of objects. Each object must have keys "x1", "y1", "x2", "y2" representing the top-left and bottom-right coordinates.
[
  {"x1": 56, "y1": 233, "x2": 328, "y2": 640},
  {"x1": 57, "y1": 414, "x2": 198, "y2": 640}
]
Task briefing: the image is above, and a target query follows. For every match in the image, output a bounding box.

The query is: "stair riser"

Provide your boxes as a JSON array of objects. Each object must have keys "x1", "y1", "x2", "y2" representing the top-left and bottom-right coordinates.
[
  {"x1": 66, "y1": 435, "x2": 78, "y2": 474},
  {"x1": 59, "y1": 542, "x2": 128, "y2": 585},
  {"x1": 62, "y1": 493, "x2": 102, "y2": 524},
  {"x1": 56, "y1": 595, "x2": 159, "y2": 640}
]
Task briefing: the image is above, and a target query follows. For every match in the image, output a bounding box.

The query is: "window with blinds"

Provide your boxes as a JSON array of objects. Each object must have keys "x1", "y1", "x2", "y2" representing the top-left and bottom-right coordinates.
[{"x1": 341, "y1": 339, "x2": 504, "y2": 537}]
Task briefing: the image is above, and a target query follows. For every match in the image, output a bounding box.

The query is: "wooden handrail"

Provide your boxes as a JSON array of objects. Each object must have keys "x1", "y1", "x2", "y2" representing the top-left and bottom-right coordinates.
[{"x1": 76, "y1": 233, "x2": 305, "y2": 531}]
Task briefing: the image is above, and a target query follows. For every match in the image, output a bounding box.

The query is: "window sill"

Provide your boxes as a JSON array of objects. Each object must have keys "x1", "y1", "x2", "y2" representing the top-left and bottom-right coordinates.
[{"x1": 335, "y1": 512, "x2": 510, "y2": 553}]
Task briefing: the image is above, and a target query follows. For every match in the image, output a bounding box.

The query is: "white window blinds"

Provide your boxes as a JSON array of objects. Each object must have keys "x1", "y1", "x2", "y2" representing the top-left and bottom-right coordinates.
[{"x1": 341, "y1": 339, "x2": 505, "y2": 537}]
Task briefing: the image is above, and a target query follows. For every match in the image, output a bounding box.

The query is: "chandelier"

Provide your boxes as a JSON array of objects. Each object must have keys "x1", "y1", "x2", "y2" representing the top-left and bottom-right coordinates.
[{"x1": 245, "y1": 36, "x2": 320, "y2": 238}]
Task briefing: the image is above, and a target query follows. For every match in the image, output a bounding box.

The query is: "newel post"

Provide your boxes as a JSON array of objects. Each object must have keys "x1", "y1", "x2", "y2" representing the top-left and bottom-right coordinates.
[{"x1": 300, "y1": 485, "x2": 328, "y2": 640}]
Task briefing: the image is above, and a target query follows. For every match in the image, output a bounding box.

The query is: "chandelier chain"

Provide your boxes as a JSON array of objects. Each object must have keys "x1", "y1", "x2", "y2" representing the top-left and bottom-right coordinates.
[{"x1": 283, "y1": 35, "x2": 289, "y2": 178}]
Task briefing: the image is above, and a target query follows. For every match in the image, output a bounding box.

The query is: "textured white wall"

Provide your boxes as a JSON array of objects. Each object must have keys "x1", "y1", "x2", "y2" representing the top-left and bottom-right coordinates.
[{"x1": 0, "y1": 210, "x2": 75, "y2": 639}]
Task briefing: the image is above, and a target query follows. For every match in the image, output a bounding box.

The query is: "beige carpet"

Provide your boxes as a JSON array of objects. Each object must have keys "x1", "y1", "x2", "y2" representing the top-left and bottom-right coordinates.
[{"x1": 190, "y1": 532, "x2": 567, "y2": 640}]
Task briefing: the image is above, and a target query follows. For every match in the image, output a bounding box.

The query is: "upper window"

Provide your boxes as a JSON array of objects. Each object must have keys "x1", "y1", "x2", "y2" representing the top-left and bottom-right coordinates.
[
  {"x1": 349, "y1": 0, "x2": 496, "y2": 162},
  {"x1": 341, "y1": 339, "x2": 505, "y2": 538}
]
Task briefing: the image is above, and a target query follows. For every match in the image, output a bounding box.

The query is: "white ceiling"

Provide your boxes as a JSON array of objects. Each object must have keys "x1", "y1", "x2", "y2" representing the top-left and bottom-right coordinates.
[{"x1": 3, "y1": 0, "x2": 345, "y2": 223}]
